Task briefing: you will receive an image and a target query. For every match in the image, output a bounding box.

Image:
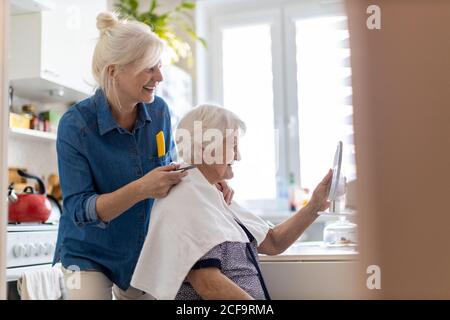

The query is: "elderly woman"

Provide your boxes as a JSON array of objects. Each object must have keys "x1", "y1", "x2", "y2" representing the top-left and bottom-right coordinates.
[{"x1": 131, "y1": 104, "x2": 332, "y2": 300}]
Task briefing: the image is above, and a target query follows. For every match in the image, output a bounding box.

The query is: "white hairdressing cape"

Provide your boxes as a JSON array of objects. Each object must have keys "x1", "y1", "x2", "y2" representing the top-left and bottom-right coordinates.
[{"x1": 130, "y1": 167, "x2": 270, "y2": 300}]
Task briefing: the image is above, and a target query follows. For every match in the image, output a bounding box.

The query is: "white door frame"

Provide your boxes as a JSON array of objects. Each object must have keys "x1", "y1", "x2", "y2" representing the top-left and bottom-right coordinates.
[{"x1": 0, "y1": 0, "x2": 10, "y2": 300}]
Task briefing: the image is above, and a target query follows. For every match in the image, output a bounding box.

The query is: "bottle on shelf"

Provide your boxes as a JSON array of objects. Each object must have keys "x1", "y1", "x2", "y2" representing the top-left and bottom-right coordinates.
[{"x1": 21, "y1": 104, "x2": 38, "y2": 130}]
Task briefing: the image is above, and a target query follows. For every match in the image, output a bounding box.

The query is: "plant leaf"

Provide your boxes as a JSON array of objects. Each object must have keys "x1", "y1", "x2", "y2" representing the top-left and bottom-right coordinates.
[
  {"x1": 115, "y1": 0, "x2": 138, "y2": 18},
  {"x1": 115, "y1": 0, "x2": 207, "y2": 62},
  {"x1": 180, "y1": 1, "x2": 196, "y2": 10},
  {"x1": 129, "y1": 0, "x2": 138, "y2": 12},
  {"x1": 149, "y1": 0, "x2": 158, "y2": 13},
  {"x1": 181, "y1": 22, "x2": 208, "y2": 48},
  {"x1": 175, "y1": 0, "x2": 196, "y2": 12}
]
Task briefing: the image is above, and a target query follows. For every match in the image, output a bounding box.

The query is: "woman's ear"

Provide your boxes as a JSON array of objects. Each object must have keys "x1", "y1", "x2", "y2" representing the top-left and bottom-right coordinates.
[{"x1": 107, "y1": 65, "x2": 116, "y2": 78}]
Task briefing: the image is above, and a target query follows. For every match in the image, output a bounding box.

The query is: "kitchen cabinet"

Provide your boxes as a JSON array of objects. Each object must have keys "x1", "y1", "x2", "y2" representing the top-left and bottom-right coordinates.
[
  {"x1": 260, "y1": 242, "x2": 359, "y2": 299},
  {"x1": 9, "y1": 0, "x2": 107, "y2": 102},
  {"x1": 10, "y1": 0, "x2": 52, "y2": 14}
]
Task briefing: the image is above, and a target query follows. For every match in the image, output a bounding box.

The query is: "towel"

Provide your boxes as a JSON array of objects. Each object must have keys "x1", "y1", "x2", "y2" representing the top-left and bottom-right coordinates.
[
  {"x1": 18, "y1": 267, "x2": 65, "y2": 300},
  {"x1": 131, "y1": 166, "x2": 270, "y2": 300}
]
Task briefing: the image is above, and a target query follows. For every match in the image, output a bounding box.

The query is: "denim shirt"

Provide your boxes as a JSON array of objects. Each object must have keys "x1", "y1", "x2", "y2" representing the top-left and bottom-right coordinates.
[{"x1": 53, "y1": 88, "x2": 174, "y2": 290}]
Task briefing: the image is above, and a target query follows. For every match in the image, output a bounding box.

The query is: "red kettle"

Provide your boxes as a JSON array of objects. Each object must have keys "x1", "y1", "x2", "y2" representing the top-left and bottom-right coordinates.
[{"x1": 8, "y1": 170, "x2": 52, "y2": 223}]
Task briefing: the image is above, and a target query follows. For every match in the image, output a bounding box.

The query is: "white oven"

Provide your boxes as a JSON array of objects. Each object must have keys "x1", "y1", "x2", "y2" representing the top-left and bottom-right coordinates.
[{"x1": 6, "y1": 224, "x2": 59, "y2": 299}]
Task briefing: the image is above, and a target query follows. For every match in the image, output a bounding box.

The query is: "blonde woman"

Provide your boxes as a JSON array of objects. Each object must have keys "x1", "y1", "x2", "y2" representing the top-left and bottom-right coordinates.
[{"x1": 53, "y1": 12, "x2": 233, "y2": 300}]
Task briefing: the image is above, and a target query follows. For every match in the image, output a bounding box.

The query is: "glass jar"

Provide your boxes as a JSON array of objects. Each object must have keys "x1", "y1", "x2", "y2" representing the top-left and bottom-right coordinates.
[{"x1": 323, "y1": 217, "x2": 357, "y2": 248}]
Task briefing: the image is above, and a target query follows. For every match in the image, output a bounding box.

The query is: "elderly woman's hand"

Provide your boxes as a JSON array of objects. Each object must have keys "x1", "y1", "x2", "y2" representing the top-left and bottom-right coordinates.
[
  {"x1": 307, "y1": 169, "x2": 333, "y2": 212},
  {"x1": 216, "y1": 180, "x2": 234, "y2": 205}
]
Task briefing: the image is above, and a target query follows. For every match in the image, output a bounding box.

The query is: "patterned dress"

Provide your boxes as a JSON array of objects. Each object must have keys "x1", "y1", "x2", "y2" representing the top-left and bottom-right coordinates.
[{"x1": 175, "y1": 239, "x2": 266, "y2": 300}]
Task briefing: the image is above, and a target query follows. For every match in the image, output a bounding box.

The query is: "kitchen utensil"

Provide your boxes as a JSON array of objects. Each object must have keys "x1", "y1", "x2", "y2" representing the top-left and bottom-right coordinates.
[{"x1": 8, "y1": 170, "x2": 52, "y2": 223}]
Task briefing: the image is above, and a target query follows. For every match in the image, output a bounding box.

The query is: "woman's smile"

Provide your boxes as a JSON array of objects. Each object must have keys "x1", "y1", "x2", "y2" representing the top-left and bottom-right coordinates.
[
  {"x1": 142, "y1": 84, "x2": 157, "y2": 101},
  {"x1": 143, "y1": 85, "x2": 155, "y2": 93}
]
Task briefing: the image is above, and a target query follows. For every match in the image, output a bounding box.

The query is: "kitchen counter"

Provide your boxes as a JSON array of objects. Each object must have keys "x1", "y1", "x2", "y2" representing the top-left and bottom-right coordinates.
[{"x1": 259, "y1": 241, "x2": 358, "y2": 262}]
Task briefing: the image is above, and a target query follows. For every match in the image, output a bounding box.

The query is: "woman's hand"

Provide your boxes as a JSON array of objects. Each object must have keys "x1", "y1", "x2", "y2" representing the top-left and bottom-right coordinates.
[
  {"x1": 96, "y1": 164, "x2": 187, "y2": 223},
  {"x1": 258, "y1": 169, "x2": 334, "y2": 255},
  {"x1": 138, "y1": 164, "x2": 188, "y2": 200},
  {"x1": 215, "y1": 180, "x2": 234, "y2": 205},
  {"x1": 307, "y1": 169, "x2": 333, "y2": 212}
]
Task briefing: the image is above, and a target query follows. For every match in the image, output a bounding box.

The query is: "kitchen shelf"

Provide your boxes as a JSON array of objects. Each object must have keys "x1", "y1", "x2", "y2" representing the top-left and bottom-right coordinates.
[{"x1": 9, "y1": 127, "x2": 57, "y2": 142}]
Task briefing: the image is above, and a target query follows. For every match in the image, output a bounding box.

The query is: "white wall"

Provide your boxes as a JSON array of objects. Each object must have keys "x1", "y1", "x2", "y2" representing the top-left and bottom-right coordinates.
[{"x1": 8, "y1": 139, "x2": 58, "y2": 184}]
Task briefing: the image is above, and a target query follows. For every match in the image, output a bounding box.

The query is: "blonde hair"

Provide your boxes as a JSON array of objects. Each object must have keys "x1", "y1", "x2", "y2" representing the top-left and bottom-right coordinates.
[{"x1": 92, "y1": 12, "x2": 165, "y2": 108}]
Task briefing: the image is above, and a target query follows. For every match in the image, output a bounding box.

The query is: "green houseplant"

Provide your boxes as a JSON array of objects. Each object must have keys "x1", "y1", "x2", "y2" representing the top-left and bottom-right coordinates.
[{"x1": 115, "y1": 0, "x2": 206, "y2": 64}]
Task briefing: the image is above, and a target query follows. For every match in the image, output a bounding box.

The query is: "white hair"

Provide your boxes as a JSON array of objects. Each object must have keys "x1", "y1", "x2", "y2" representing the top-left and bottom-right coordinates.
[
  {"x1": 176, "y1": 104, "x2": 246, "y2": 164},
  {"x1": 92, "y1": 12, "x2": 165, "y2": 107}
]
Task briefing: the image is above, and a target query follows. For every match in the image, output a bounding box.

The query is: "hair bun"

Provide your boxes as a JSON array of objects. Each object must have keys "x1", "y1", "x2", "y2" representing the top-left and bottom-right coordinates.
[{"x1": 96, "y1": 12, "x2": 119, "y2": 34}]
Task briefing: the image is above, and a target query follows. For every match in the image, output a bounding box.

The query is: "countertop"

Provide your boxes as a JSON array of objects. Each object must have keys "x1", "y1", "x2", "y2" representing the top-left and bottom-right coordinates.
[{"x1": 259, "y1": 241, "x2": 358, "y2": 262}]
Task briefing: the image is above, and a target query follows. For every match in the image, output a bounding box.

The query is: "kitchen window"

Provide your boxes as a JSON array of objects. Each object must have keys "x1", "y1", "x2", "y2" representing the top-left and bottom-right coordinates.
[
  {"x1": 296, "y1": 15, "x2": 356, "y2": 190},
  {"x1": 196, "y1": 0, "x2": 355, "y2": 215},
  {"x1": 222, "y1": 24, "x2": 277, "y2": 201}
]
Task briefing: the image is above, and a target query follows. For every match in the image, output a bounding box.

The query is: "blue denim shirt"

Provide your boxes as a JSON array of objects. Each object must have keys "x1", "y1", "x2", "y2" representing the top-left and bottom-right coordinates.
[{"x1": 53, "y1": 88, "x2": 174, "y2": 290}]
